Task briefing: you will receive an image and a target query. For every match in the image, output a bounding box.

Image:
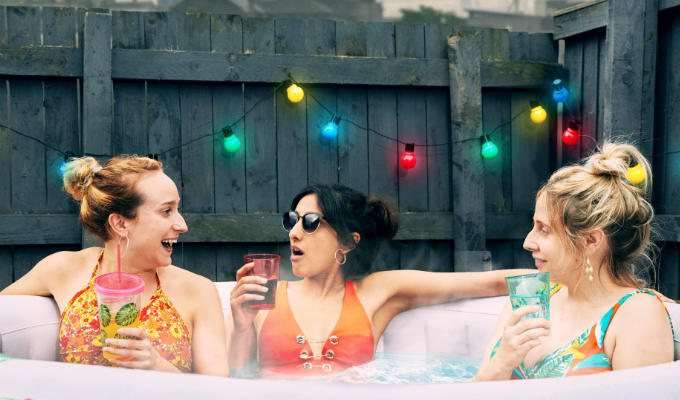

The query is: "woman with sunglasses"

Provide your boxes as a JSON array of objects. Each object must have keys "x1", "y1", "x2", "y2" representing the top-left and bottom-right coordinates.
[{"x1": 227, "y1": 184, "x2": 533, "y2": 377}]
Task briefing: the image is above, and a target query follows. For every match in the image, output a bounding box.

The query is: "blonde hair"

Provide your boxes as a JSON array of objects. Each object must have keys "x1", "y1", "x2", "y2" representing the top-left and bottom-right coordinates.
[
  {"x1": 538, "y1": 142, "x2": 655, "y2": 288},
  {"x1": 62, "y1": 155, "x2": 163, "y2": 241}
]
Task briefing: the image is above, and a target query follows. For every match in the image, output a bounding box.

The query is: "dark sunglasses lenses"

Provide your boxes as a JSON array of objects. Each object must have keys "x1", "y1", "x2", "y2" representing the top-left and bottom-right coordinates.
[{"x1": 282, "y1": 211, "x2": 323, "y2": 233}]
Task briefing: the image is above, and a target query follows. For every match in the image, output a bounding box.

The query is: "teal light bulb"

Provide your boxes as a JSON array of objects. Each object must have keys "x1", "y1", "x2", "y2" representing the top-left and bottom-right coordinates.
[
  {"x1": 223, "y1": 133, "x2": 241, "y2": 152},
  {"x1": 481, "y1": 140, "x2": 498, "y2": 159}
]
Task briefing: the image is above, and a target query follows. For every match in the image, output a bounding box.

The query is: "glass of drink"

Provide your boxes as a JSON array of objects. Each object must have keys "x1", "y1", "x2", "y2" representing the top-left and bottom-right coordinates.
[
  {"x1": 505, "y1": 272, "x2": 550, "y2": 321},
  {"x1": 94, "y1": 273, "x2": 145, "y2": 360},
  {"x1": 243, "y1": 254, "x2": 280, "y2": 310}
]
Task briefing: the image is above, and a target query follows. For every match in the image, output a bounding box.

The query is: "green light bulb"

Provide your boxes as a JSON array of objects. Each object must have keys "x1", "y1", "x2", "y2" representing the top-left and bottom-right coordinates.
[
  {"x1": 481, "y1": 140, "x2": 498, "y2": 159},
  {"x1": 223, "y1": 133, "x2": 241, "y2": 153}
]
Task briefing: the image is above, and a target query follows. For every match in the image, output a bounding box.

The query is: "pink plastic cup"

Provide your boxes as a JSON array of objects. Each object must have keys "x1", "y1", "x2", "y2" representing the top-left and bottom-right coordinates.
[
  {"x1": 94, "y1": 273, "x2": 145, "y2": 360},
  {"x1": 243, "y1": 254, "x2": 280, "y2": 310}
]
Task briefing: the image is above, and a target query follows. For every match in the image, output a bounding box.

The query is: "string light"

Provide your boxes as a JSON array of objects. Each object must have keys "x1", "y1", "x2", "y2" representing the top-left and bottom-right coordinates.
[
  {"x1": 400, "y1": 143, "x2": 416, "y2": 169},
  {"x1": 321, "y1": 116, "x2": 341, "y2": 140},
  {"x1": 222, "y1": 127, "x2": 241, "y2": 152},
  {"x1": 552, "y1": 79, "x2": 569, "y2": 103},
  {"x1": 562, "y1": 120, "x2": 579, "y2": 145},
  {"x1": 529, "y1": 101, "x2": 547, "y2": 124},
  {"x1": 480, "y1": 135, "x2": 499, "y2": 159},
  {"x1": 286, "y1": 82, "x2": 304, "y2": 103}
]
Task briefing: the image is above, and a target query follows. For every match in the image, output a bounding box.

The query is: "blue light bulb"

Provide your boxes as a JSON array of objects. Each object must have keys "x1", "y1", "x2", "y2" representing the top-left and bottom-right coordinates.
[
  {"x1": 322, "y1": 121, "x2": 339, "y2": 140},
  {"x1": 552, "y1": 79, "x2": 569, "y2": 103},
  {"x1": 59, "y1": 160, "x2": 68, "y2": 177}
]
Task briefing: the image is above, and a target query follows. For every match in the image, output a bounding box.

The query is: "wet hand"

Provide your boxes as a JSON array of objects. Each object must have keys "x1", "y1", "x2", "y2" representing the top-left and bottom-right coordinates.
[
  {"x1": 230, "y1": 263, "x2": 269, "y2": 331},
  {"x1": 493, "y1": 306, "x2": 551, "y2": 371},
  {"x1": 103, "y1": 328, "x2": 163, "y2": 370}
]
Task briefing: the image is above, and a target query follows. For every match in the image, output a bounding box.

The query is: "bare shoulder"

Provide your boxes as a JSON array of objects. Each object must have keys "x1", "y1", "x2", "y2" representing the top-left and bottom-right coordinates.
[
  {"x1": 36, "y1": 247, "x2": 100, "y2": 275},
  {"x1": 611, "y1": 290, "x2": 672, "y2": 333},
  {"x1": 159, "y1": 266, "x2": 218, "y2": 298}
]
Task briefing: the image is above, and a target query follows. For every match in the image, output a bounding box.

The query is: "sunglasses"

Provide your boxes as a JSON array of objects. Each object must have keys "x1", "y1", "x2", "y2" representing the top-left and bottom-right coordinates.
[{"x1": 282, "y1": 211, "x2": 326, "y2": 234}]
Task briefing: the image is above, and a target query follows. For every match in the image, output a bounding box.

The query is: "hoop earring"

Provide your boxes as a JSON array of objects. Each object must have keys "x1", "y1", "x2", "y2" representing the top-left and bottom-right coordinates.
[
  {"x1": 585, "y1": 258, "x2": 594, "y2": 282},
  {"x1": 118, "y1": 235, "x2": 130, "y2": 259},
  {"x1": 334, "y1": 249, "x2": 347, "y2": 265}
]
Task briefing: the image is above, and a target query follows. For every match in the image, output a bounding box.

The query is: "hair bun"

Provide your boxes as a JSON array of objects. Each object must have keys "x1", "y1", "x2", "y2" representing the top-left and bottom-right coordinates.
[
  {"x1": 367, "y1": 197, "x2": 398, "y2": 240},
  {"x1": 62, "y1": 156, "x2": 101, "y2": 201}
]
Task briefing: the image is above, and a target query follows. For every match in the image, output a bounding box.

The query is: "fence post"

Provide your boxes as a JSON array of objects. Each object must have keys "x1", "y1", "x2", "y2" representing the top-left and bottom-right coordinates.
[
  {"x1": 603, "y1": 0, "x2": 658, "y2": 159},
  {"x1": 82, "y1": 10, "x2": 112, "y2": 248},
  {"x1": 447, "y1": 31, "x2": 492, "y2": 272}
]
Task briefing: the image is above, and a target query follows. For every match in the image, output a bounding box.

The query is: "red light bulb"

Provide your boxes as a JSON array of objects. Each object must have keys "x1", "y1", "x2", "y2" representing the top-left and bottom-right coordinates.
[
  {"x1": 562, "y1": 121, "x2": 579, "y2": 146},
  {"x1": 400, "y1": 143, "x2": 416, "y2": 169}
]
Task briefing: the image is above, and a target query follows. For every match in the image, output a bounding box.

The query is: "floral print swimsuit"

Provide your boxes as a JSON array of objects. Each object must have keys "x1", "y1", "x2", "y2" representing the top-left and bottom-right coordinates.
[
  {"x1": 59, "y1": 252, "x2": 192, "y2": 372},
  {"x1": 491, "y1": 284, "x2": 674, "y2": 379}
]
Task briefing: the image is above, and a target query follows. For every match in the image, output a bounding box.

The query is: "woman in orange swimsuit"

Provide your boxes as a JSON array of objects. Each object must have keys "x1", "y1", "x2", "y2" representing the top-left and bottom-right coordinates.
[
  {"x1": 227, "y1": 184, "x2": 534, "y2": 377},
  {"x1": 1, "y1": 155, "x2": 228, "y2": 376},
  {"x1": 475, "y1": 143, "x2": 674, "y2": 381}
]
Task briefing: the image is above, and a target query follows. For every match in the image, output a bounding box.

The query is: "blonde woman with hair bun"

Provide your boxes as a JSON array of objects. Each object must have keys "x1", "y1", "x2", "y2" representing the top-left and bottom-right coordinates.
[
  {"x1": 475, "y1": 142, "x2": 675, "y2": 381},
  {"x1": 1, "y1": 155, "x2": 228, "y2": 376}
]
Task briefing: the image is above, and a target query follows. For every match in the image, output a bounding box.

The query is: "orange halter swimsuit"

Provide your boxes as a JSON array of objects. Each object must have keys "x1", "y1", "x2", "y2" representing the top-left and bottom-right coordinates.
[
  {"x1": 59, "y1": 251, "x2": 192, "y2": 372},
  {"x1": 258, "y1": 280, "x2": 374, "y2": 377}
]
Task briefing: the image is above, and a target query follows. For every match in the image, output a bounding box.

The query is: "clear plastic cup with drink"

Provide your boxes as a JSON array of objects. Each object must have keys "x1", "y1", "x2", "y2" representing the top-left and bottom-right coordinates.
[
  {"x1": 505, "y1": 271, "x2": 550, "y2": 321},
  {"x1": 244, "y1": 254, "x2": 280, "y2": 310},
  {"x1": 94, "y1": 273, "x2": 145, "y2": 360}
]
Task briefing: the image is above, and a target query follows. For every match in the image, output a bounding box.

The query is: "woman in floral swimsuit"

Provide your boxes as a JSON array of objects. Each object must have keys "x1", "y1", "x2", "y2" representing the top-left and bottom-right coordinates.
[
  {"x1": 1, "y1": 155, "x2": 228, "y2": 376},
  {"x1": 475, "y1": 142, "x2": 675, "y2": 381}
]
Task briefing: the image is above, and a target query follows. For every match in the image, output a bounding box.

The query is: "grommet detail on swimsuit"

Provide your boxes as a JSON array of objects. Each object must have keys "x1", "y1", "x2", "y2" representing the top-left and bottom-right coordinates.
[
  {"x1": 299, "y1": 350, "x2": 309, "y2": 359},
  {"x1": 303, "y1": 362, "x2": 312, "y2": 370},
  {"x1": 324, "y1": 349, "x2": 334, "y2": 359},
  {"x1": 322, "y1": 363, "x2": 332, "y2": 372},
  {"x1": 329, "y1": 335, "x2": 339, "y2": 345},
  {"x1": 296, "y1": 334, "x2": 305, "y2": 344}
]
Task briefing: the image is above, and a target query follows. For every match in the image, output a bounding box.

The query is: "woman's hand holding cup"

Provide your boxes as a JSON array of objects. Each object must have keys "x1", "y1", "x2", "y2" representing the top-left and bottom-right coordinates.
[
  {"x1": 492, "y1": 305, "x2": 551, "y2": 373},
  {"x1": 230, "y1": 263, "x2": 269, "y2": 331},
  {"x1": 103, "y1": 327, "x2": 165, "y2": 370}
]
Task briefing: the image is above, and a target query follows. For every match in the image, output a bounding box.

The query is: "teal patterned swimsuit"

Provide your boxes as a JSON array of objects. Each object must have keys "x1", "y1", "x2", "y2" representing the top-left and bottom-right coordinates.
[{"x1": 490, "y1": 285, "x2": 674, "y2": 379}]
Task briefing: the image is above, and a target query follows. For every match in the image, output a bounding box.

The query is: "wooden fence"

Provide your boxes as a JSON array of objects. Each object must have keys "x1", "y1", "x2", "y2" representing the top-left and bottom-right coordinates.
[
  {"x1": 553, "y1": 0, "x2": 680, "y2": 297},
  {"x1": 0, "y1": 3, "x2": 675, "y2": 296}
]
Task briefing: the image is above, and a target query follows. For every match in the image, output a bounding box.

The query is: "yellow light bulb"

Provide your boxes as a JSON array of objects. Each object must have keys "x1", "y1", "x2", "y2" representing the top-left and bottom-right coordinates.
[
  {"x1": 286, "y1": 84, "x2": 304, "y2": 103},
  {"x1": 530, "y1": 105, "x2": 547, "y2": 124},
  {"x1": 627, "y1": 164, "x2": 645, "y2": 184}
]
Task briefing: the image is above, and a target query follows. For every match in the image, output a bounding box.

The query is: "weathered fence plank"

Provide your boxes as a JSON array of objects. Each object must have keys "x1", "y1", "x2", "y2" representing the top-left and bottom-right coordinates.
[
  {"x1": 0, "y1": 7, "x2": 6, "y2": 47},
  {"x1": 448, "y1": 30, "x2": 489, "y2": 272},
  {"x1": 0, "y1": 247, "x2": 11, "y2": 289},
  {"x1": 661, "y1": 0, "x2": 680, "y2": 10},
  {"x1": 148, "y1": 83, "x2": 182, "y2": 197},
  {"x1": 177, "y1": 12, "x2": 211, "y2": 51},
  {"x1": 337, "y1": 88, "x2": 369, "y2": 193},
  {"x1": 275, "y1": 18, "x2": 305, "y2": 55},
  {"x1": 553, "y1": 0, "x2": 607, "y2": 40},
  {"x1": 581, "y1": 34, "x2": 601, "y2": 155},
  {"x1": 112, "y1": 11, "x2": 144, "y2": 49},
  {"x1": 180, "y1": 84, "x2": 214, "y2": 213},
  {"x1": 43, "y1": 7, "x2": 76, "y2": 47},
  {"x1": 603, "y1": 0, "x2": 658, "y2": 154},
  {"x1": 366, "y1": 21, "x2": 393, "y2": 58},
  {"x1": 83, "y1": 11, "x2": 112, "y2": 156},
  {"x1": 113, "y1": 82, "x2": 147, "y2": 155},
  {"x1": 45, "y1": 80, "x2": 79, "y2": 213},
  {"x1": 563, "y1": 39, "x2": 583, "y2": 164},
  {"x1": 10, "y1": 80, "x2": 45, "y2": 212},
  {"x1": 659, "y1": 244, "x2": 679, "y2": 300},
  {"x1": 307, "y1": 86, "x2": 338, "y2": 185},
  {"x1": 144, "y1": 12, "x2": 177, "y2": 50},
  {"x1": 337, "y1": 21, "x2": 367, "y2": 57},
  {"x1": 243, "y1": 17, "x2": 274, "y2": 54},
  {"x1": 7, "y1": 6, "x2": 40, "y2": 46},
  {"x1": 245, "y1": 85, "x2": 277, "y2": 213},
  {"x1": 483, "y1": 90, "x2": 512, "y2": 214},
  {"x1": 510, "y1": 91, "x2": 549, "y2": 212},
  {"x1": 0, "y1": 80, "x2": 9, "y2": 212},
  {"x1": 211, "y1": 14, "x2": 242, "y2": 53},
  {"x1": 305, "y1": 19, "x2": 335, "y2": 56}
]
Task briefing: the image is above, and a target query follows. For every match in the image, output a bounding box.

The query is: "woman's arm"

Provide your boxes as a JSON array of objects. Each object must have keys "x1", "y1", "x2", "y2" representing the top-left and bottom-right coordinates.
[
  {"x1": 609, "y1": 294, "x2": 674, "y2": 370},
  {"x1": 364, "y1": 268, "x2": 536, "y2": 311},
  {"x1": 0, "y1": 252, "x2": 64, "y2": 296},
  {"x1": 189, "y1": 280, "x2": 229, "y2": 376}
]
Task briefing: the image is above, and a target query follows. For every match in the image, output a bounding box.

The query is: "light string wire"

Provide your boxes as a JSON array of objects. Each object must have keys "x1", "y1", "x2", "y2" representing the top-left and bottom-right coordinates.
[{"x1": 0, "y1": 76, "x2": 678, "y2": 160}]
